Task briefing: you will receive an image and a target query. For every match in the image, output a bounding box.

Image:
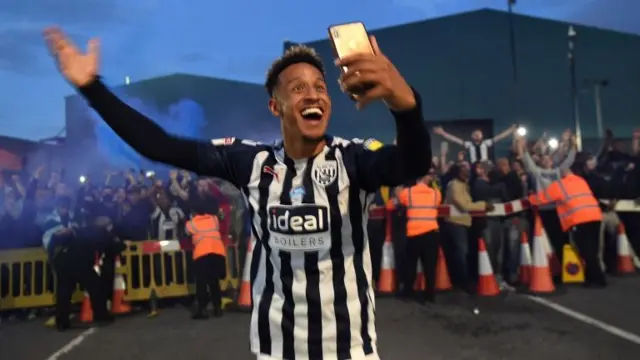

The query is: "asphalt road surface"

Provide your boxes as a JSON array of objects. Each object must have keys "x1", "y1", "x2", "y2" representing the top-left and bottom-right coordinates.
[{"x1": 2, "y1": 276, "x2": 640, "y2": 360}]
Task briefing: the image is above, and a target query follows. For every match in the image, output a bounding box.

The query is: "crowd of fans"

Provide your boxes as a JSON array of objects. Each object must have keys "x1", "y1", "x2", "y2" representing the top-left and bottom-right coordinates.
[
  {"x1": 1, "y1": 125, "x2": 639, "y2": 320},
  {"x1": 0, "y1": 168, "x2": 247, "y2": 251},
  {"x1": 416, "y1": 126, "x2": 640, "y2": 292}
]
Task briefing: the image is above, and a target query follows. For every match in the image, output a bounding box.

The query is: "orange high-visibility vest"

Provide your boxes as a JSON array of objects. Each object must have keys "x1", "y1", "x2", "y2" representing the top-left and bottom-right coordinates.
[
  {"x1": 185, "y1": 214, "x2": 227, "y2": 260},
  {"x1": 528, "y1": 173, "x2": 602, "y2": 231},
  {"x1": 392, "y1": 183, "x2": 442, "y2": 237}
]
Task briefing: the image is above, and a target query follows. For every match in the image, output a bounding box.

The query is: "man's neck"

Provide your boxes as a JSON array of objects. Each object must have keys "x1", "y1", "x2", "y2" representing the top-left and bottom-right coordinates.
[{"x1": 283, "y1": 135, "x2": 325, "y2": 160}]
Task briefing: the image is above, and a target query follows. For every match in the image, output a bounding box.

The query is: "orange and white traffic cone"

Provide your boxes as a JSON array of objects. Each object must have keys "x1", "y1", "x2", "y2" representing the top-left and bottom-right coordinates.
[
  {"x1": 616, "y1": 223, "x2": 636, "y2": 275},
  {"x1": 237, "y1": 237, "x2": 256, "y2": 311},
  {"x1": 534, "y1": 214, "x2": 561, "y2": 276},
  {"x1": 477, "y1": 238, "x2": 500, "y2": 296},
  {"x1": 414, "y1": 262, "x2": 426, "y2": 291},
  {"x1": 80, "y1": 291, "x2": 93, "y2": 323},
  {"x1": 435, "y1": 247, "x2": 452, "y2": 291},
  {"x1": 529, "y1": 224, "x2": 555, "y2": 294},
  {"x1": 519, "y1": 232, "x2": 533, "y2": 285},
  {"x1": 377, "y1": 231, "x2": 397, "y2": 295},
  {"x1": 111, "y1": 256, "x2": 131, "y2": 314}
]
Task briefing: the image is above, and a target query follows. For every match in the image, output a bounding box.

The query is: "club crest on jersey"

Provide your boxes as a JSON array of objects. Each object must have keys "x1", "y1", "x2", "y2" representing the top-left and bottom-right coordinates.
[
  {"x1": 312, "y1": 160, "x2": 338, "y2": 186},
  {"x1": 211, "y1": 137, "x2": 235, "y2": 146},
  {"x1": 364, "y1": 138, "x2": 383, "y2": 151}
]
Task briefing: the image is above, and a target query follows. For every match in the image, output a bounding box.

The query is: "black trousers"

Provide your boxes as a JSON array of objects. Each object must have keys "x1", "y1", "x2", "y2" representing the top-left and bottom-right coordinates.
[
  {"x1": 572, "y1": 221, "x2": 607, "y2": 285},
  {"x1": 619, "y1": 213, "x2": 640, "y2": 261},
  {"x1": 194, "y1": 254, "x2": 226, "y2": 311},
  {"x1": 100, "y1": 253, "x2": 115, "y2": 302},
  {"x1": 390, "y1": 209, "x2": 408, "y2": 291},
  {"x1": 403, "y1": 231, "x2": 440, "y2": 296},
  {"x1": 368, "y1": 219, "x2": 385, "y2": 285},
  {"x1": 52, "y1": 249, "x2": 108, "y2": 325}
]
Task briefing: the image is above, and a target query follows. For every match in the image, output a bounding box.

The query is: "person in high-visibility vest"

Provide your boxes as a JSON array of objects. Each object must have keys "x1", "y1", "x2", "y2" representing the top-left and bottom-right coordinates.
[
  {"x1": 186, "y1": 196, "x2": 228, "y2": 319},
  {"x1": 389, "y1": 169, "x2": 442, "y2": 303},
  {"x1": 528, "y1": 169, "x2": 607, "y2": 287}
]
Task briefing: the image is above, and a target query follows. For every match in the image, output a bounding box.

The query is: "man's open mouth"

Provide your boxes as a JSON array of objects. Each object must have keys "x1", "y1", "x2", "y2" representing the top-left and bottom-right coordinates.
[{"x1": 300, "y1": 107, "x2": 324, "y2": 121}]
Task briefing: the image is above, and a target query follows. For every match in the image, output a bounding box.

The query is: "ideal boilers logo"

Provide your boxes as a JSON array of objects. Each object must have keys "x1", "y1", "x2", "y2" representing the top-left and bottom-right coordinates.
[{"x1": 268, "y1": 204, "x2": 331, "y2": 251}]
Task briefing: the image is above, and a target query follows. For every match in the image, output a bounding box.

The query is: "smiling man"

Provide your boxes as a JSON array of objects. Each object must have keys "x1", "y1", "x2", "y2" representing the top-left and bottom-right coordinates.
[{"x1": 45, "y1": 27, "x2": 431, "y2": 360}]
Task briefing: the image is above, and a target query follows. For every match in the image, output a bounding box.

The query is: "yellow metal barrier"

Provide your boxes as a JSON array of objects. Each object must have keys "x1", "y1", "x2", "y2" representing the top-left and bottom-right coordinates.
[
  {"x1": 0, "y1": 248, "x2": 83, "y2": 310},
  {"x1": 122, "y1": 241, "x2": 240, "y2": 302},
  {"x1": 0, "y1": 240, "x2": 242, "y2": 312}
]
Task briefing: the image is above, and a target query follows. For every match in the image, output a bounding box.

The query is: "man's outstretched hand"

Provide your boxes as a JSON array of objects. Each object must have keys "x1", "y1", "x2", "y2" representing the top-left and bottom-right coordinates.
[{"x1": 44, "y1": 27, "x2": 100, "y2": 87}]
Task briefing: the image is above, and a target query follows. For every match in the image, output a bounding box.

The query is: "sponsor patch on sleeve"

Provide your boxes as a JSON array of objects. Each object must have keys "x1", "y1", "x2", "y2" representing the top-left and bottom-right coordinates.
[
  {"x1": 363, "y1": 138, "x2": 383, "y2": 151},
  {"x1": 211, "y1": 137, "x2": 236, "y2": 146}
]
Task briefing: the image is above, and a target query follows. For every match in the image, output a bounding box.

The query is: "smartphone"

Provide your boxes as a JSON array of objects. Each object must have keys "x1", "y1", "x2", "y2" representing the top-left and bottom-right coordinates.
[{"x1": 328, "y1": 22, "x2": 375, "y2": 97}]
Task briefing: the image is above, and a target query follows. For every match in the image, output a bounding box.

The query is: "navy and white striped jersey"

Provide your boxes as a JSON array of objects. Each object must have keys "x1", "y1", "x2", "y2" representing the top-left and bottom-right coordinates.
[
  {"x1": 463, "y1": 139, "x2": 493, "y2": 163},
  {"x1": 205, "y1": 136, "x2": 429, "y2": 359},
  {"x1": 79, "y1": 79, "x2": 432, "y2": 360}
]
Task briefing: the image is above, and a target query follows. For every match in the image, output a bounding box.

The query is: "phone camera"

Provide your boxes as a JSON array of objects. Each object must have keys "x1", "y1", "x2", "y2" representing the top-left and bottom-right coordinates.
[{"x1": 332, "y1": 30, "x2": 339, "y2": 39}]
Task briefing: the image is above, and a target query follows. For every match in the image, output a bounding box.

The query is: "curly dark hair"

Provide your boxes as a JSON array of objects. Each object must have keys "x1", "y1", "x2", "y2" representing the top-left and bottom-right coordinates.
[{"x1": 264, "y1": 45, "x2": 325, "y2": 97}]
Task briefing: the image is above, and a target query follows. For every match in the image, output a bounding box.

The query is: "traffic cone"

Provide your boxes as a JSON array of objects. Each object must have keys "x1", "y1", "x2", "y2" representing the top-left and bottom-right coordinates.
[
  {"x1": 477, "y1": 238, "x2": 500, "y2": 296},
  {"x1": 111, "y1": 256, "x2": 131, "y2": 314},
  {"x1": 529, "y1": 226, "x2": 555, "y2": 294},
  {"x1": 534, "y1": 214, "x2": 561, "y2": 276},
  {"x1": 237, "y1": 237, "x2": 256, "y2": 310},
  {"x1": 377, "y1": 229, "x2": 397, "y2": 295},
  {"x1": 616, "y1": 223, "x2": 636, "y2": 275},
  {"x1": 80, "y1": 292, "x2": 93, "y2": 323},
  {"x1": 518, "y1": 232, "x2": 533, "y2": 285},
  {"x1": 435, "y1": 247, "x2": 452, "y2": 291},
  {"x1": 414, "y1": 262, "x2": 426, "y2": 291}
]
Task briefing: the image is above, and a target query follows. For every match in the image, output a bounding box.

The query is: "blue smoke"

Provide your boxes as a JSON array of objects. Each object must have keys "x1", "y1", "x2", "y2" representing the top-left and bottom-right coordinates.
[{"x1": 88, "y1": 86, "x2": 207, "y2": 171}]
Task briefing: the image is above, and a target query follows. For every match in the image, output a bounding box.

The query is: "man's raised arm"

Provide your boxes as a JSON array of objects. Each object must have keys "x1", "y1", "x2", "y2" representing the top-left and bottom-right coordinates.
[
  {"x1": 44, "y1": 27, "x2": 257, "y2": 187},
  {"x1": 354, "y1": 90, "x2": 431, "y2": 192},
  {"x1": 79, "y1": 79, "x2": 257, "y2": 187}
]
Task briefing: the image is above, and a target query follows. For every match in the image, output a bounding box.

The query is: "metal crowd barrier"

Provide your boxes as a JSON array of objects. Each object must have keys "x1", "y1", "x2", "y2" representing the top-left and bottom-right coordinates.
[{"x1": 0, "y1": 240, "x2": 241, "y2": 312}]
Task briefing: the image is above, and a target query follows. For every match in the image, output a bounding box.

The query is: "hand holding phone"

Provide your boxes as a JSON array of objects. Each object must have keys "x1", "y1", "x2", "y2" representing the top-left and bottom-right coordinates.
[
  {"x1": 327, "y1": 22, "x2": 416, "y2": 111},
  {"x1": 328, "y1": 22, "x2": 375, "y2": 99}
]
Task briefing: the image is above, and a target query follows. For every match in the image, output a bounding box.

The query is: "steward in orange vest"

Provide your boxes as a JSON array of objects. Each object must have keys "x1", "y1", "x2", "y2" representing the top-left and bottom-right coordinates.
[
  {"x1": 389, "y1": 170, "x2": 442, "y2": 303},
  {"x1": 186, "y1": 196, "x2": 228, "y2": 319},
  {"x1": 528, "y1": 170, "x2": 606, "y2": 287}
]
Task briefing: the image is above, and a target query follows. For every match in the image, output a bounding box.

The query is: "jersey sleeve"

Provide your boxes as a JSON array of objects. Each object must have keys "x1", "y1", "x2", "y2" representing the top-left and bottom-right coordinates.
[
  {"x1": 350, "y1": 89, "x2": 432, "y2": 192},
  {"x1": 78, "y1": 78, "x2": 259, "y2": 187}
]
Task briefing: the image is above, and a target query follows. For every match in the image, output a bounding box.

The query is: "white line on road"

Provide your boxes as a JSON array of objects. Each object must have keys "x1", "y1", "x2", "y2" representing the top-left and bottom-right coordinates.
[
  {"x1": 44, "y1": 328, "x2": 96, "y2": 360},
  {"x1": 526, "y1": 295, "x2": 640, "y2": 345}
]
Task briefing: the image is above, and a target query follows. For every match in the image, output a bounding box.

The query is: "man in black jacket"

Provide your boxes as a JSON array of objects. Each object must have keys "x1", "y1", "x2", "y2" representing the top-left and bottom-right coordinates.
[
  {"x1": 43, "y1": 197, "x2": 112, "y2": 331},
  {"x1": 491, "y1": 158, "x2": 524, "y2": 285}
]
